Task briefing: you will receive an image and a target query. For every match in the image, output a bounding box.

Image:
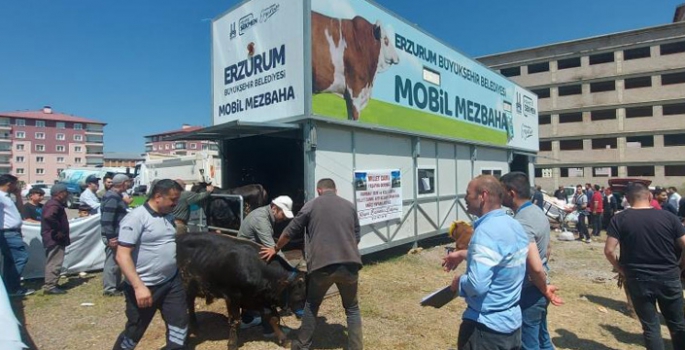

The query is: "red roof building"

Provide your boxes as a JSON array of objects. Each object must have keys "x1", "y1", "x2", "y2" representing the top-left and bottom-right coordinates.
[
  {"x1": 0, "y1": 106, "x2": 106, "y2": 184},
  {"x1": 144, "y1": 124, "x2": 217, "y2": 156}
]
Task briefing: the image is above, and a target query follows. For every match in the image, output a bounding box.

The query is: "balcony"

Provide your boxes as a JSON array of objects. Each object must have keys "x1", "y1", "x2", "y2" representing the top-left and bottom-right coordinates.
[
  {"x1": 85, "y1": 136, "x2": 103, "y2": 145},
  {"x1": 0, "y1": 133, "x2": 11, "y2": 142},
  {"x1": 0, "y1": 145, "x2": 11, "y2": 154},
  {"x1": 85, "y1": 124, "x2": 104, "y2": 134},
  {"x1": 86, "y1": 158, "x2": 104, "y2": 166},
  {"x1": 0, "y1": 156, "x2": 10, "y2": 164},
  {"x1": 86, "y1": 151, "x2": 104, "y2": 156},
  {"x1": 0, "y1": 119, "x2": 10, "y2": 130}
]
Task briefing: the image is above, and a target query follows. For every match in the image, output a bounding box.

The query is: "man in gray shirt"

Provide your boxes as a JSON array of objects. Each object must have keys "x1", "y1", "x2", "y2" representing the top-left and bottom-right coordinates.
[
  {"x1": 262, "y1": 179, "x2": 362, "y2": 350},
  {"x1": 113, "y1": 179, "x2": 187, "y2": 350},
  {"x1": 171, "y1": 180, "x2": 214, "y2": 235},
  {"x1": 238, "y1": 195, "x2": 293, "y2": 248},
  {"x1": 500, "y1": 172, "x2": 563, "y2": 350}
]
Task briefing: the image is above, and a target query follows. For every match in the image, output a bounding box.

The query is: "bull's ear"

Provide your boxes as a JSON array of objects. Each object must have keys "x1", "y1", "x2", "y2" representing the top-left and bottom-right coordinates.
[{"x1": 373, "y1": 21, "x2": 382, "y2": 41}]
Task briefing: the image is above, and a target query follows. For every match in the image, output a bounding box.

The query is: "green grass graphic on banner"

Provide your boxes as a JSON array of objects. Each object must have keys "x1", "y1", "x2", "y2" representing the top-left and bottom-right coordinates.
[{"x1": 312, "y1": 95, "x2": 507, "y2": 145}]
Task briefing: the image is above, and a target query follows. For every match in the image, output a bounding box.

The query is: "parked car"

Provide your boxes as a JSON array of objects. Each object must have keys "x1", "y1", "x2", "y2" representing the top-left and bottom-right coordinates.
[{"x1": 21, "y1": 183, "x2": 52, "y2": 199}]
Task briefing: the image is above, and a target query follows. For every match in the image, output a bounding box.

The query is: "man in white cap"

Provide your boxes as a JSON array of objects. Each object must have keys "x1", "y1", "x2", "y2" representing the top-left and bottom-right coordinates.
[
  {"x1": 237, "y1": 195, "x2": 294, "y2": 332},
  {"x1": 80, "y1": 175, "x2": 101, "y2": 214}
]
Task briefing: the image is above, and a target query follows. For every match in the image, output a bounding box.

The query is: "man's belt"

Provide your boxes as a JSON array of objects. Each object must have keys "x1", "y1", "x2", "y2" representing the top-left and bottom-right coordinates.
[{"x1": 1, "y1": 228, "x2": 21, "y2": 233}]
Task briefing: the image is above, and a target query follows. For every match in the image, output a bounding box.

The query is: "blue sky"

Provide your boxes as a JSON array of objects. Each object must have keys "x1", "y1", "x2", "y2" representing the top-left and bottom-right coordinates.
[{"x1": 0, "y1": 0, "x2": 681, "y2": 153}]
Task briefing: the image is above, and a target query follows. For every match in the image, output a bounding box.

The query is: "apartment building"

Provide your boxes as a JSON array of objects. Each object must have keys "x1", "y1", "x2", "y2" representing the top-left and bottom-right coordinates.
[
  {"x1": 0, "y1": 106, "x2": 106, "y2": 184},
  {"x1": 144, "y1": 124, "x2": 218, "y2": 156},
  {"x1": 103, "y1": 152, "x2": 144, "y2": 168},
  {"x1": 478, "y1": 20, "x2": 685, "y2": 191}
]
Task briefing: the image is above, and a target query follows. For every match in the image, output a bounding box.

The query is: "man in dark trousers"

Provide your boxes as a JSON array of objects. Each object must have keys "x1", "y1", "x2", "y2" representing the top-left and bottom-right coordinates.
[
  {"x1": 604, "y1": 182, "x2": 685, "y2": 350},
  {"x1": 113, "y1": 179, "x2": 186, "y2": 350},
  {"x1": 41, "y1": 184, "x2": 71, "y2": 295},
  {"x1": 101, "y1": 174, "x2": 130, "y2": 297},
  {"x1": 262, "y1": 178, "x2": 363, "y2": 350},
  {"x1": 0, "y1": 174, "x2": 34, "y2": 297}
]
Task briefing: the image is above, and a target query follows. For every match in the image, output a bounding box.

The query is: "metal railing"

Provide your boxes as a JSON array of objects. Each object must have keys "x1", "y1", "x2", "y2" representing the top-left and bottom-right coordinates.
[{"x1": 205, "y1": 193, "x2": 244, "y2": 235}]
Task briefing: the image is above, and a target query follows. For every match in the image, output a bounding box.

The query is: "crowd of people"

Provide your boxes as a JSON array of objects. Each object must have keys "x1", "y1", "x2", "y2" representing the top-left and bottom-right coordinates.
[{"x1": 2, "y1": 172, "x2": 684, "y2": 349}]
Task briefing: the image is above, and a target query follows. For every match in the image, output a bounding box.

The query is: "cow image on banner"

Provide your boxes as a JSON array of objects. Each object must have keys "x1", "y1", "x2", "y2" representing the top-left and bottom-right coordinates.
[
  {"x1": 354, "y1": 170, "x2": 402, "y2": 226},
  {"x1": 311, "y1": 11, "x2": 399, "y2": 121}
]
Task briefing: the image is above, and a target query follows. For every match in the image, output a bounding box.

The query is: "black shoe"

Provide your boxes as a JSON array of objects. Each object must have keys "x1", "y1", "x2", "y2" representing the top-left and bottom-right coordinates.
[
  {"x1": 103, "y1": 290, "x2": 124, "y2": 297},
  {"x1": 9, "y1": 287, "x2": 36, "y2": 297},
  {"x1": 44, "y1": 288, "x2": 67, "y2": 295}
]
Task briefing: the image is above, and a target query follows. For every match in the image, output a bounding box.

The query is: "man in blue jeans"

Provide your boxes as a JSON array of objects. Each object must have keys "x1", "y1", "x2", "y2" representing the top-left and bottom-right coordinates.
[
  {"x1": 604, "y1": 182, "x2": 685, "y2": 350},
  {"x1": 0, "y1": 174, "x2": 34, "y2": 297},
  {"x1": 500, "y1": 172, "x2": 563, "y2": 350},
  {"x1": 262, "y1": 178, "x2": 363, "y2": 350}
]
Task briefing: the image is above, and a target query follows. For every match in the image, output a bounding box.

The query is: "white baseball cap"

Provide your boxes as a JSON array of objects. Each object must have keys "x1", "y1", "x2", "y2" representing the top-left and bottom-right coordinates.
[{"x1": 272, "y1": 195, "x2": 294, "y2": 219}]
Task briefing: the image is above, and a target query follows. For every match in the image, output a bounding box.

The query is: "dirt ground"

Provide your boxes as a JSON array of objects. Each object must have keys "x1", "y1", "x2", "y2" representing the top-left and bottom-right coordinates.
[{"x1": 10, "y1": 232, "x2": 681, "y2": 350}]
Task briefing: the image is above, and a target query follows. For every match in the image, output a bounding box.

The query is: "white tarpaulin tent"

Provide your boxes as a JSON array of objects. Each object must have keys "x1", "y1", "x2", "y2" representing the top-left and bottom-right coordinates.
[{"x1": 21, "y1": 214, "x2": 105, "y2": 280}]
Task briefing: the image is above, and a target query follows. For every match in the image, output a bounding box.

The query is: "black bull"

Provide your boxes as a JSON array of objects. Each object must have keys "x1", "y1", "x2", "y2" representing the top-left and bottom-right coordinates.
[
  {"x1": 191, "y1": 183, "x2": 269, "y2": 231},
  {"x1": 177, "y1": 232, "x2": 306, "y2": 349}
]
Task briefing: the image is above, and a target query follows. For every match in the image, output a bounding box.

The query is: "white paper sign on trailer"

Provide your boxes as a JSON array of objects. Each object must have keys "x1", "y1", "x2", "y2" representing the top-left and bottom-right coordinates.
[{"x1": 354, "y1": 169, "x2": 403, "y2": 226}]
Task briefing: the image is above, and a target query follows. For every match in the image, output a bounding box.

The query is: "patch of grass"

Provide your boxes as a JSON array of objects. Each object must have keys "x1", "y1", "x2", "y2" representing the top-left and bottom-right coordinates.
[{"x1": 312, "y1": 94, "x2": 507, "y2": 145}]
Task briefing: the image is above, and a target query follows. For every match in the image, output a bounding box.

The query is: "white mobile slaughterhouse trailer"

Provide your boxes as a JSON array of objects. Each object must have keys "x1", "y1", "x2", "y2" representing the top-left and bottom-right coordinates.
[
  {"x1": 178, "y1": 0, "x2": 539, "y2": 254},
  {"x1": 135, "y1": 152, "x2": 222, "y2": 193}
]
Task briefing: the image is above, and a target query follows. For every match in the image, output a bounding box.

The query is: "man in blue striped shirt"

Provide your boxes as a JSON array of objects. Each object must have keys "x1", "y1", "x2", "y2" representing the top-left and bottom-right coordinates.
[{"x1": 451, "y1": 175, "x2": 529, "y2": 349}]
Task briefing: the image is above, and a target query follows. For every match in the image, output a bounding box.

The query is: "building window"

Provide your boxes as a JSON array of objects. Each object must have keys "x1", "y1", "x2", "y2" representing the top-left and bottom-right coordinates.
[
  {"x1": 623, "y1": 47, "x2": 651, "y2": 60},
  {"x1": 592, "y1": 166, "x2": 617, "y2": 177},
  {"x1": 591, "y1": 138, "x2": 617, "y2": 149},
  {"x1": 35, "y1": 144, "x2": 45, "y2": 152},
  {"x1": 480, "y1": 169, "x2": 503, "y2": 179},
  {"x1": 15, "y1": 131, "x2": 25, "y2": 139},
  {"x1": 56, "y1": 145, "x2": 65, "y2": 152},
  {"x1": 531, "y1": 88, "x2": 550, "y2": 99},
  {"x1": 74, "y1": 134, "x2": 83, "y2": 141},
  {"x1": 661, "y1": 72, "x2": 685, "y2": 85},
  {"x1": 75, "y1": 157, "x2": 82, "y2": 163},
  {"x1": 527, "y1": 62, "x2": 550, "y2": 74},
  {"x1": 74, "y1": 123, "x2": 82, "y2": 130},
  {"x1": 14, "y1": 119, "x2": 25, "y2": 126},
  {"x1": 557, "y1": 57, "x2": 581, "y2": 70},
  {"x1": 560, "y1": 167, "x2": 584, "y2": 178},
  {"x1": 165, "y1": 144, "x2": 170, "y2": 150},
  {"x1": 15, "y1": 156, "x2": 24, "y2": 163},
  {"x1": 663, "y1": 103, "x2": 685, "y2": 116},
  {"x1": 75, "y1": 146, "x2": 82, "y2": 152},
  {"x1": 15, "y1": 144, "x2": 24, "y2": 151},
  {"x1": 36, "y1": 156, "x2": 44, "y2": 163},
  {"x1": 535, "y1": 168, "x2": 553, "y2": 178},
  {"x1": 627, "y1": 166, "x2": 655, "y2": 177},
  {"x1": 664, "y1": 134, "x2": 685, "y2": 147},
  {"x1": 660, "y1": 41, "x2": 685, "y2": 55},
  {"x1": 539, "y1": 141, "x2": 552, "y2": 151},
  {"x1": 665, "y1": 165, "x2": 685, "y2": 176},
  {"x1": 36, "y1": 168, "x2": 45, "y2": 175},
  {"x1": 559, "y1": 112, "x2": 583, "y2": 123},
  {"x1": 624, "y1": 76, "x2": 652, "y2": 89},
  {"x1": 35, "y1": 132, "x2": 45, "y2": 139},
  {"x1": 56, "y1": 122, "x2": 65, "y2": 129},
  {"x1": 57, "y1": 157, "x2": 65, "y2": 163},
  {"x1": 625, "y1": 106, "x2": 653, "y2": 118},
  {"x1": 589, "y1": 52, "x2": 614, "y2": 65},
  {"x1": 539, "y1": 114, "x2": 551, "y2": 125},
  {"x1": 590, "y1": 109, "x2": 616, "y2": 121},
  {"x1": 56, "y1": 168, "x2": 64, "y2": 175},
  {"x1": 590, "y1": 81, "x2": 615, "y2": 92},
  {"x1": 35, "y1": 120, "x2": 45, "y2": 127},
  {"x1": 559, "y1": 139, "x2": 584, "y2": 150},
  {"x1": 175, "y1": 142, "x2": 186, "y2": 150},
  {"x1": 190, "y1": 143, "x2": 197, "y2": 149},
  {"x1": 16, "y1": 168, "x2": 24, "y2": 174},
  {"x1": 500, "y1": 66, "x2": 521, "y2": 77},
  {"x1": 626, "y1": 135, "x2": 654, "y2": 148},
  {"x1": 558, "y1": 84, "x2": 582, "y2": 96},
  {"x1": 56, "y1": 133, "x2": 65, "y2": 140}
]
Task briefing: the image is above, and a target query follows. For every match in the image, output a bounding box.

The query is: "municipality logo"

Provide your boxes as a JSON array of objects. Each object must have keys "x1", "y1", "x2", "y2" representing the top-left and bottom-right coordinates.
[
  {"x1": 521, "y1": 124, "x2": 533, "y2": 140},
  {"x1": 260, "y1": 4, "x2": 279, "y2": 23},
  {"x1": 523, "y1": 95, "x2": 536, "y2": 117},
  {"x1": 239, "y1": 13, "x2": 258, "y2": 36},
  {"x1": 229, "y1": 22, "x2": 237, "y2": 40}
]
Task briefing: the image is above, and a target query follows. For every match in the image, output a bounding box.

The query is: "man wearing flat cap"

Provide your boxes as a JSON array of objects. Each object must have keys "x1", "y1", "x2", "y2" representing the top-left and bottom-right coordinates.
[
  {"x1": 41, "y1": 184, "x2": 70, "y2": 294},
  {"x1": 80, "y1": 175, "x2": 101, "y2": 215},
  {"x1": 100, "y1": 174, "x2": 131, "y2": 296}
]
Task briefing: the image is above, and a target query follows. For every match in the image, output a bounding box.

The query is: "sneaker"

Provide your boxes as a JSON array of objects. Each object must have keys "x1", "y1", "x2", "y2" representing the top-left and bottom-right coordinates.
[
  {"x1": 44, "y1": 287, "x2": 67, "y2": 295},
  {"x1": 9, "y1": 288, "x2": 35, "y2": 297},
  {"x1": 240, "y1": 316, "x2": 262, "y2": 329},
  {"x1": 103, "y1": 290, "x2": 124, "y2": 297},
  {"x1": 584, "y1": 238, "x2": 592, "y2": 244}
]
